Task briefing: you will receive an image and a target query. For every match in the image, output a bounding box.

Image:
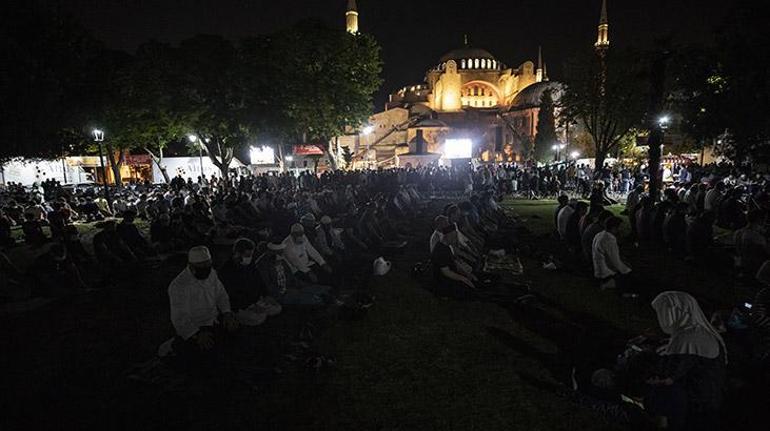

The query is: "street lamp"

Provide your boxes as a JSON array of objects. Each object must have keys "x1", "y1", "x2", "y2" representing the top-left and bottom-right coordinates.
[
  {"x1": 552, "y1": 143, "x2": 567, "y2": 162},
  {"x1": 362, "y1": 125, "x2": 374, "y2": 136},
  {"x1": 92, "y1": 129, "x2": 112, "y2": 211},
  {"x1": 658, "y1": 115, "x2": 671, "y2": 130},
  {"x1": 570, "y1": 151, "x2": 581, "y2": 160},
  {"x1": 188, "y1": 134, "x2": 205, "y2": 179}
]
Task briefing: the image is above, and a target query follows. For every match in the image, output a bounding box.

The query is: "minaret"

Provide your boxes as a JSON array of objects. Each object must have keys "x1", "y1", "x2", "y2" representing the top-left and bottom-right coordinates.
[
  {"x1": 542, "y1": 62, "x2": 549, "y2": 82},
  {"x1": 595, "y1": 0, "x2": 609, "y2": 55},
  {"x1": 536, "y1": 46, "x2": 544, "y2": 82},
  {"x1": 346, "y1": 0, "x2": 359, "y2": 34}
]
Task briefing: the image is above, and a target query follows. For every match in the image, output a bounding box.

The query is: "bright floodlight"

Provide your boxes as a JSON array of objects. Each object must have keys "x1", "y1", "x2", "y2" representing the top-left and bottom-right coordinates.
[
  {"x1": 187, "y1": 134, "x2": 198, "y2": 143},
  {"x1": 362, "y1": 126, "x2": 375, "y2": 136},
  {"x1": 92, "y1": 129, "x2": 104, "y2": 142},
  {"x1": 570, "y1": 151, "x2": 581, "y2": 159},
  {"x1": 559, "y1": 144, "x2": 567, "y2": 150},
  {"x1": 285, "y1": 155, "x2": 294, "y2": 162},
  {"x1": 249, "y1": 146, "x2": 275, "y2": 165},
  {"x1": 444, "y1": 138, "x2": 473, "y2": 159},
  {"x1": 658, "y1": 115, "x2": 671, "y2": 126},
  {"x1": 552, "y1": 144, "x2": 560, "y2": 151}
]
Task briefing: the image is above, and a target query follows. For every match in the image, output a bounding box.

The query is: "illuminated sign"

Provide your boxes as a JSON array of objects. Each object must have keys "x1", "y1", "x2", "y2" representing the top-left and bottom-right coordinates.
[
  {"x1": 444, "y1": 139, "x2": 473, "y2": 159},
  {"x1": 293, "y1": 145, "x2": 325, "y2": 156},
  {"x1": 249, "y1": 146, "x2": 276, "y2": 165}
]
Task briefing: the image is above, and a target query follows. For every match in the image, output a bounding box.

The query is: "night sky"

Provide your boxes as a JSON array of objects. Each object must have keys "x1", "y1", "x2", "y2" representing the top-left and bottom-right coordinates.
[{"x1": 49, "y1": 0, "x2": 727, "y2": 107}]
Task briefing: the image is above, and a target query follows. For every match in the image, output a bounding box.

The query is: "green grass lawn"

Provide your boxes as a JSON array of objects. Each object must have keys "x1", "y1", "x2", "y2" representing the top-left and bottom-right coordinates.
[{"x1": 2, "y1": 199, "x2": 754, "y2": 430}]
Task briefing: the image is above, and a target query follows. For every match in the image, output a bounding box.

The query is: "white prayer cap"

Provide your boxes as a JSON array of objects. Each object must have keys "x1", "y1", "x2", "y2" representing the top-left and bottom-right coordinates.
[
  {"x1": 188, "y1": 246, "x2": 212, "y2": 264},
  {"x1": 320, "y1": 215, "x2": 332, "y2": 225},
  {"x1": 290, "y1": 223, "x2": 305, "y2": 234},
  {"x1": 373, "y1": 256, "x2": 392, "y2": 276}
]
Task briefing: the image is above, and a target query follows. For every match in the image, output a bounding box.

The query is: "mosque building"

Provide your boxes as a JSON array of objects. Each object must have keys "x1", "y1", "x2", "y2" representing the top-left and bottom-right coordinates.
[{"x1": 338, "y1": 0, "x2": 610, "y2": 168}]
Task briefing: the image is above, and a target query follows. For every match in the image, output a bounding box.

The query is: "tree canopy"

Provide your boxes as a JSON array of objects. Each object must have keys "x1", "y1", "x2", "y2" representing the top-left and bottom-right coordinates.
[
  {"x1": 560, "y1": 49, "x2": 649, "y2": 169},
  {"x1": 1, "y1": 6, "x2": 383, "y2": 175},
  {"x1": 672, "y1": 1, "x2": 770, "y2": 163},
  {"x1": 0, "y1": 4, "x2": 103, "y2": 161},
  {"x1": 533, "y1": 89, "x2": 558, "y2": 162}
]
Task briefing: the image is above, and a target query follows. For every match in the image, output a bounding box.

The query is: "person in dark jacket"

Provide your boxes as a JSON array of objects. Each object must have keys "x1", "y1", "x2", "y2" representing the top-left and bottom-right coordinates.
[{"x1": 218, "y1": 238, "x2": 264, "y2": 311}]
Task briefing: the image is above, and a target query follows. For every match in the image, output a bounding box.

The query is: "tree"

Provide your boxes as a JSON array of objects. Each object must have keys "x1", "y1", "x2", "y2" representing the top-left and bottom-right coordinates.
[
  {"x1": 342, "y1": 146, "x2": 353, "y2": 169},
  {"x1": 0, "y1": 4, "x2": 103, "y2": 161},
  {"x1": 85, "y1": 49, "x2": 134, "y2": 187},
  {"x1": 561, "y1": 49, "x2": 649, "y2": 170},
  {"x1": 673, "y1": 1, "x2": 770, "y2": 163},
  {"x1": 173, "y1": 35, "x2": 251, "y2": 179},
  {"x1": 121, "y1": 41, "x2": 186, "y2": 183},
  {"x1": 265, "y1": 21, "x2": 382, "y2": 169},
  {"x1": 533, "y1": 89, "x2": 558, "y2": 162}
]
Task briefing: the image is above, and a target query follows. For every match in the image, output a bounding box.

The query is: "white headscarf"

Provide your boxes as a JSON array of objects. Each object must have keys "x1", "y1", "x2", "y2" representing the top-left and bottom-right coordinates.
[{"x1": 651, "y1": 291, "x2": 727, "y2": 363}]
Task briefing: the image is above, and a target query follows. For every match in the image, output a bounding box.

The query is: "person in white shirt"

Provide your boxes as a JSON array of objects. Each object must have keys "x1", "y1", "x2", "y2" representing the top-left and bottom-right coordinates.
[
  {"x1": 592, "y1": 216, "x2": 632, "y2": 290},
  {"x1": 557, "y1": 201, "x2": 576, "y2": 240},
  {"x1": 429, "y1": 215, "x2": 449, "y2": 253},
  {"x1": 283, "y1": 223, "x2": 332, "y2": 284},
  {"x1": 704, "y1": 182, "x2": 724, "y2": 212},
  {"x1": 168, "y1": 246, "x2": 239, "y2": 372}
]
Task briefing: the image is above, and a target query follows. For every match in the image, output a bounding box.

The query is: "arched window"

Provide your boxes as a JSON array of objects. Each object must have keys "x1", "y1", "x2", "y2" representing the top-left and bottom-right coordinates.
[
  {"x1": 474, "y1": 59, "x2": 479, "y2": 68},
  {"x1": 461, "y1": 59, "x2": 466, "y2": 69}
]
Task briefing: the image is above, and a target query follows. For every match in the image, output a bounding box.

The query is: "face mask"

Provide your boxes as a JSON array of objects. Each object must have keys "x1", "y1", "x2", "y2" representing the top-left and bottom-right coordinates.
[
  {"x1": 192, "y1": 267, "x2": 212, "y2": 280},
  {"x1": 240, "y1": 256, "x2": 253, "y2": 266}
]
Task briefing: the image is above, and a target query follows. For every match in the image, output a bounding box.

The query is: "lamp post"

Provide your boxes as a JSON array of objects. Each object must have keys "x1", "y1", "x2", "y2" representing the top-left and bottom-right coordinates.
[
  {"x1": 552, "y1": 143, "x2": 567, "y2": 162},
  {"x1": 188, "y1": 134, "x2": 205, "y2": 179},
  {"x1": 361, "y1": 125, "x2": 374, "y2": 169},
  {"x1": 92, "y1": 129, "x2": 112, "y2": 211}
]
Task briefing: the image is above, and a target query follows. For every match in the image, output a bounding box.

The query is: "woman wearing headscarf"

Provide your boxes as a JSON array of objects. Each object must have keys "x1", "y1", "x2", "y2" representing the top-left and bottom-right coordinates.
[{"x1": 650, "y1": 291, "x2": 727, "y2": 430}]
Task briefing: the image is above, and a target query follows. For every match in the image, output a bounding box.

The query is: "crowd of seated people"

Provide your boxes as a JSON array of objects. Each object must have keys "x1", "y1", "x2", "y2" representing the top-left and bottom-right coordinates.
[
  {"x1": 5, "y1": 162, "x2": 770, "y2": 427},
  {"x1": 426, "y1": 182, "x2": 524, "y2": 303},
  {"x1": 622, "y1": 176, "x2": 770, "y2": 273},
  {"x1": 157, "y1": 167, "x2": 485, "y2": 375}
]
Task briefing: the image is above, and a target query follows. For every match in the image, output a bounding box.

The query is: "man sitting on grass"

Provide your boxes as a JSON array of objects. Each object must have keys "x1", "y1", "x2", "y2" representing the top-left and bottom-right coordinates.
[
  {"x1": 582, "y1": 210, "x2": 613, "y2": 262},
  {"x1": 592, "y1": 216, "x2": 632, "y2": 291},
  {"x1": 256, "y1": 239, "x2": 332, "y2": 306},
  {"x1": 168, "y1": 246, "x2": 239, "y2": 374},
  {"x1": 283, "y1": 223, "x2": 333, "y2": 286},
  {"x1": 431, "y1": 224, "x2": 478, "y2": 300}
]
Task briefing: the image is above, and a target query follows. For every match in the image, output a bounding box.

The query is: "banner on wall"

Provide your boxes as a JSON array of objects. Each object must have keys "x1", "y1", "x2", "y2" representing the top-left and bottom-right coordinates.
[{"x1": 293, "y1": 145, "x2": 325, "y2": 156}]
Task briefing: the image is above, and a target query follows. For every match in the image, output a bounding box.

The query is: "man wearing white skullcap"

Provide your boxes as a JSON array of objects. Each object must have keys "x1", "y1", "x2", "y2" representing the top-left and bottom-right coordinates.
[{"x1": 168, "y1": 246, "x2": 239, "y2": 367}]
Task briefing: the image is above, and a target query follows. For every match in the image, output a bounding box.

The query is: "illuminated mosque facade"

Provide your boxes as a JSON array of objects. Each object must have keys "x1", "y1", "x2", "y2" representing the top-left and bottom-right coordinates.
[{"x1": 339, "y1": 0, "x2": 610, "y2": 167}]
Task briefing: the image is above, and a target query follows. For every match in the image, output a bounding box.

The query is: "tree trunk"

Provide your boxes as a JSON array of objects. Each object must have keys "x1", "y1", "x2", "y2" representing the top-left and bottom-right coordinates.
[
  {"x1": 201, "y1": 137, "x2": 232, "y2": 180},
  {"x1": 105, "y1": 143, "x2": 123, "y2": 189},
  {"x1": 277, "y1": 144, "x2": 286, "y2": 173},
  {"x1": 646, "y1": 48, "x2": 669, "y2": 202},
  {"x1": 594, "y1": 151, "x2": 606, "y2": 177},
  {"x1": 325, "y1": 138, "x2": 338, "y2": 171},
  {"x1": 145, "y1": 146, "x2": 170, "y2": 184},
  {"x1": 647, "y1": 130, "x2": 663, "y2": 199}
]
